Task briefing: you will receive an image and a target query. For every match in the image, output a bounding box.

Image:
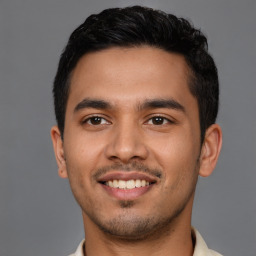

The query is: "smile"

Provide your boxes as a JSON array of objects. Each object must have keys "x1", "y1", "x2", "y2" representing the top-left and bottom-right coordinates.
[
  {"x1": 97, "y1": 171, "x2": 159, "y2": 200},
  {"x1": 103, "y1": 179, "x2": 152, "y2": 189}
]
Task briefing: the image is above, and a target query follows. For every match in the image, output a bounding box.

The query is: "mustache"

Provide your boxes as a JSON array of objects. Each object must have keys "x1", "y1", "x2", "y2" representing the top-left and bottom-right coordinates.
[{"x1": 93, "y1": 161, "x2": 162, "y2": 180}]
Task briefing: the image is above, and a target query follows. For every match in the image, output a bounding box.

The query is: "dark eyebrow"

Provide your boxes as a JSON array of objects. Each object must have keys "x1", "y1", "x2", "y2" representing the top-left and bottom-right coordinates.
[
  {"x1": 74, "y1": 98, "x2": 112, "y2": 112},
  {"x1": 138, "y1": 98, "x2": 185, "y2": 112}
]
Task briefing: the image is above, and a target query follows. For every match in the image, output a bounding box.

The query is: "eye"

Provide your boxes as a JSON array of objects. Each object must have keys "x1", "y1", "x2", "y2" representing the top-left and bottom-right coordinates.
[
  {"x1": 83, "y1": 116, "x2": 110, "y2": 125},
  {"x1": 147, "y1": 116, "x2": 171, "y2": 125}
]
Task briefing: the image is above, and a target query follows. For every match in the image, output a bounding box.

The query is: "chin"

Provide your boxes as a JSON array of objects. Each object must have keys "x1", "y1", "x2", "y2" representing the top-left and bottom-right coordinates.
[{"x1": 87, "y1": 208, "x2": 183, "y2": 241}]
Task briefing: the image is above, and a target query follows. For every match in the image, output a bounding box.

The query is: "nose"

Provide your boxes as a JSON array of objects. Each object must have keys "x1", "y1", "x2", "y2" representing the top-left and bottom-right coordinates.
[{"x1": 104, "y1": 121, "x2": 149, "y2": 163}]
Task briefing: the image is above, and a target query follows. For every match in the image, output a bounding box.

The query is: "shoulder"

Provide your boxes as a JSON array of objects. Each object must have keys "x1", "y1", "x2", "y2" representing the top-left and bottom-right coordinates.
[
  {"x1": 209, "y1": 249, "x2": 223, "y2": 256},
  {"x1": 67, "y1": 239, "x2": 85, "y2": 256},
  {"x1": 192, "y1": 228, "x2": 223, "y2": 256}
]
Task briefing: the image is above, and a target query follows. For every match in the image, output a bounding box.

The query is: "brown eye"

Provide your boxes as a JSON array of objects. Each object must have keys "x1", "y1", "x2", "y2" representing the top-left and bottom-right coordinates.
[
  {"x1": 152, "y1": 117, "x2": 164, "y2": 125},
  {"x1": 90, "y1": 117, "x2": 102, "y2": 125},
  {"x1": 148, "y1": 116, "x2": 170, "y2": 125},
  {"x1": 85, "y1": 116, "x2": 109, "y2": 125}
]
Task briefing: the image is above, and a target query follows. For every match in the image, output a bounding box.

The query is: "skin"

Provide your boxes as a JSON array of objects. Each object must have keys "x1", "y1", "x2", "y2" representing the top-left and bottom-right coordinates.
[{"x1": 51, "y1": 46, "x2": 222, "y2": 256}]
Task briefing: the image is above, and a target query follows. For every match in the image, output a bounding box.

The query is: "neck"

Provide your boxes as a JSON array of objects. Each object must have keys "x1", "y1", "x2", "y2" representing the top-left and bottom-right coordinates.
[{"x1": 82, "y1": 212, "x2": 194, "y2": 256}]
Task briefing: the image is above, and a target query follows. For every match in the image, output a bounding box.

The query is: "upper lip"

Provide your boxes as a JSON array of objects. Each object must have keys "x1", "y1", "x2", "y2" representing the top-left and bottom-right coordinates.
[{"x1": 97, "y1": 171, "x2": 158, "y2": 183}]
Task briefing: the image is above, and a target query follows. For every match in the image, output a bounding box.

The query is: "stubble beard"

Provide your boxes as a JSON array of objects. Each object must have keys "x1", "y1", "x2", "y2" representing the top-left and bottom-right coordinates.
[
  {"x1": 83, "y1": 186, "x2": 196, "y2": 242},
  {"x1": 77, "y1": 161, "x2": 199, "y2": 241}
]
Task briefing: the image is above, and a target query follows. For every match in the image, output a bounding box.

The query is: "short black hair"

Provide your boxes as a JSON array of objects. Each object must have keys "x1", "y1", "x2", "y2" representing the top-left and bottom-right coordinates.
[{"x1": 53, "y1": 6, "x2": 219, "y2": 142}]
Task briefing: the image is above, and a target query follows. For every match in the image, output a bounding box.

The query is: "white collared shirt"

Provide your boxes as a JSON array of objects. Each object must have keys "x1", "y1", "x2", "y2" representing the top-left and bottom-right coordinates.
[{"x1": 68, "y1": 228, "x2": 223, "y2": 256}]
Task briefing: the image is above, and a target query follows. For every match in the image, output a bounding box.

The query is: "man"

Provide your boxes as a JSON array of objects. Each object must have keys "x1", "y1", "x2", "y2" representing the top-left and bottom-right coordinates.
[{"x1": 51, "y1": 6, "x2": 223, "y2": 256}]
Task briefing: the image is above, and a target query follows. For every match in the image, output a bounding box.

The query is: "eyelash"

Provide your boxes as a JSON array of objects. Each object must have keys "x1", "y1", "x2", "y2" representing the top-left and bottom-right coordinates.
[
  {"x1": 82, "y1": 115, "x2": 110, "y2": 125},
  {"x1": 145, "y1": 116, "x2": 173, "y2": 125},
  {"x1": 82, "y1": 115, "x2": 174, "y2": 126}
]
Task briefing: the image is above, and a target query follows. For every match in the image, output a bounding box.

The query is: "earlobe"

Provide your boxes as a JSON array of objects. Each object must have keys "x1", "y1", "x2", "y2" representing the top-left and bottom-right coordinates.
[
  {"x1": 50, "y1": 126, "x2": 68, "y2": 179},
  {"x1": 199, "y1": 124, "x2": 222, "y2": 177}
]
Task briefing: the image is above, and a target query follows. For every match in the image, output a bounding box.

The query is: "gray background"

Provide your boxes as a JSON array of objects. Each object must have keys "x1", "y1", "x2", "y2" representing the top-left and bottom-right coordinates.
[{"x1": 0, "y1": 0, "x2": 255, "y2": 255}]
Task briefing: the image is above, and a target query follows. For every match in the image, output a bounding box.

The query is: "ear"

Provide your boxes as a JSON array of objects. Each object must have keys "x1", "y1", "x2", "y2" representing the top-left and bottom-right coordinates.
[
  {"x1": 199, "y1": 124, "x2": 222, "y2": 177},
  {"x1": 50, "y1": 126, "x2": 68, "y2": 178}
]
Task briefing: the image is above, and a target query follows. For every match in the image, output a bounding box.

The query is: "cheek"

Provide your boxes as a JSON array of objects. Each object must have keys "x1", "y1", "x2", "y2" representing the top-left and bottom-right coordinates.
[
  {"x1": 150, "y1": 130, "x2": 200, "y2": 186},
  {"x1": 153, "y1": 132, "x2": 198, "y2": 165},
  {"x1": 64, "y1": 131, "x2": 106, "y2": 169},
  {"x1": 63, "y1": 139, "x2": 96, "y2": 192},
  {"x1": 64, "y1": 154, "x2": 96, "y2": 212}
]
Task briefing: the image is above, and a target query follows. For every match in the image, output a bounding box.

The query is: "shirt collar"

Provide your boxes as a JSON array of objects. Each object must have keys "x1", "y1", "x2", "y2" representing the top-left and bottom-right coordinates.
[
  {"x1": 71, "y1": 239, "x2": 85, "y2": 256},
  {"x1": 72, "y1": 228, "x2": 220, "y2": 256},
  {"x1": 192, "y1": 228, "x2": 211, "y2": 255}
]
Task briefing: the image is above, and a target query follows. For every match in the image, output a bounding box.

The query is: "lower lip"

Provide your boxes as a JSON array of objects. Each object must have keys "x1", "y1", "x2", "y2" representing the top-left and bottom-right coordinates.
[{"x1": 100, "y1": 184, "x2": 153, "y2": 200}]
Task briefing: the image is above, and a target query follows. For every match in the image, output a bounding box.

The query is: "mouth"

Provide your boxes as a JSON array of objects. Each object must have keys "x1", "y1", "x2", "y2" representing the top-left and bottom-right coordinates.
[
  {"x1": 97, "y1": 172, "x2": 158, "y2": 200},
  {"x1": 100, "y1": 179, "x2": 155, "y2": 189}
]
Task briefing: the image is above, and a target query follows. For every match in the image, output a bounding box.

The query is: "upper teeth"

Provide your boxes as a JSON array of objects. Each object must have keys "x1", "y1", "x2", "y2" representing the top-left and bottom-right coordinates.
[{"x1": 106, "y1": 179, "x2": 150, "y2": 189}]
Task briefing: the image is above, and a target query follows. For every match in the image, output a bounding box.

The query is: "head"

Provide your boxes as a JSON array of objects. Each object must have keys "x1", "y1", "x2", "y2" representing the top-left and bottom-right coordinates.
[
  {"x1": 51, "y1": 6, "x2": 222, "y2": 241},
  {"x1": 53, "y1": 6, "x2": 219, "y2": 143}
]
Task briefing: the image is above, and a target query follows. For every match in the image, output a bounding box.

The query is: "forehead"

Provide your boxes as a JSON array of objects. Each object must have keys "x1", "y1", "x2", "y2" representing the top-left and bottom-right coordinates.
[{"x1": 67, "y1": 46, "x2": 195, "y2": 111}]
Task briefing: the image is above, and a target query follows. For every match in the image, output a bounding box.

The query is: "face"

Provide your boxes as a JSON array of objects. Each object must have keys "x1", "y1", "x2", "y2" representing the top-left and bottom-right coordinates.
[{"x1": 52, "y1": 46, "x2": 215, "y2": 239}]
